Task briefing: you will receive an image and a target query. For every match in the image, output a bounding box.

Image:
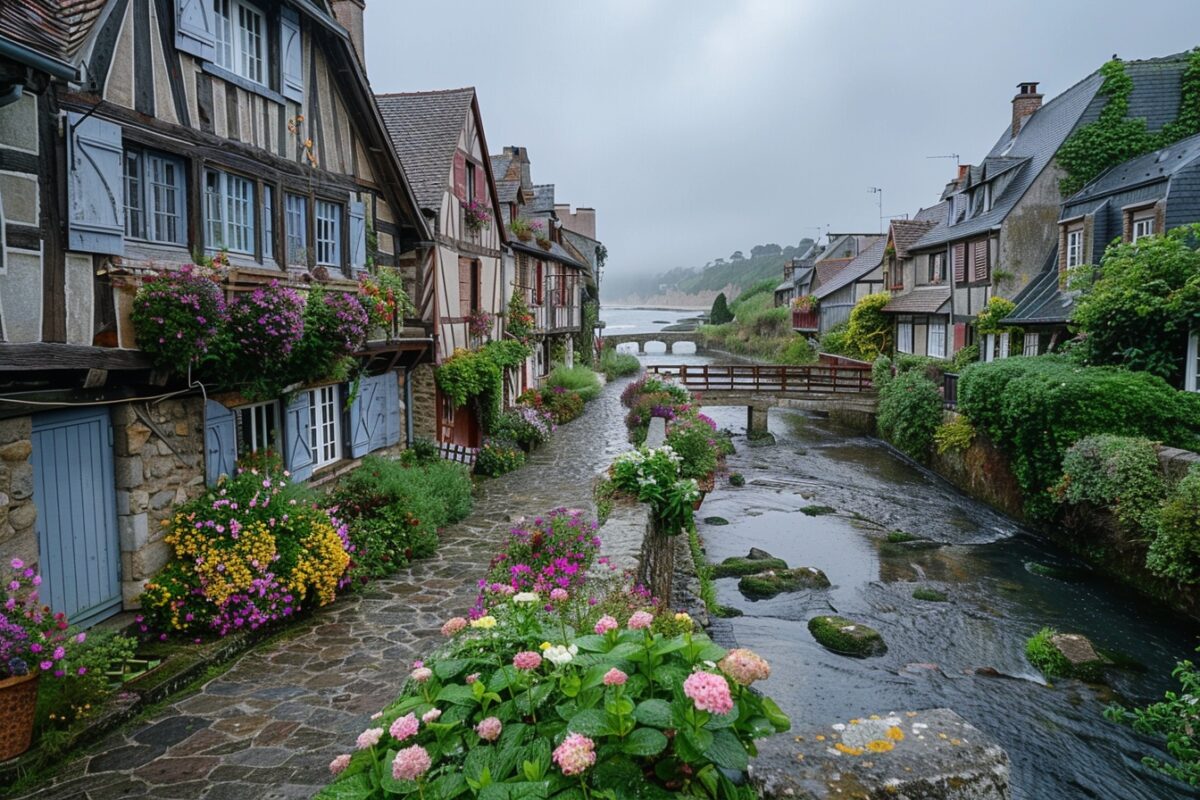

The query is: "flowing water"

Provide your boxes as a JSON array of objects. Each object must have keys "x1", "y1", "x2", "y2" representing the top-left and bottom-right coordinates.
[{"x1": 599, "y1": 307, "x2": 1200, "y2": 800}]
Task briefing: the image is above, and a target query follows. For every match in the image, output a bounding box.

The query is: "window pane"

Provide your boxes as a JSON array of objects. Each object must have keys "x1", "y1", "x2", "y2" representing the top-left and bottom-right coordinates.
[
  {"x1": 316, "y1": 200, "x2": 342, "y2": 267},
  {"x1": 285, "y1": 194, "x2": 307, "y2": 264},
  {"x1": 205, "y1": 171, "x2": 224, "y2": 249},
  {"x1": 238, "y1": 4, "x2": 264, "y2": 83},
  {"x1": 124, "y1": 151, "x2": 143, "y2": 239},
  {"x1": 263, "y1": 185, "x2": 274, "y2": 259},
  {"x1": 214, "y1": 0, "x2": 233, "y2": 69}
]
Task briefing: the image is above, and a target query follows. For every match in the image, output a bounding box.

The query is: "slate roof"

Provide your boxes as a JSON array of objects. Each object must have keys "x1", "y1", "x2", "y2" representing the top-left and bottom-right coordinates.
[
  {"x1": 813, "y1": 258, "x2": 853, "y2": 289},
  {"x1": 1064, "y1": 130, "x2": 1200, "y2": 208},
  {"x1": 815, "y1": 236, "x2": 886, "y2": 299},
  {"x1": 890, "y1": 219, "x2": 938, "y2": 260},
  {"x1": 376, "y1": 89, "x2": 476, "y2": 212},
  {"x1": 1001, "y1": 247, "x2": 1074, "y2": 325},
  {"x1": 882, "y1": 287, "x2": 951, "y2": 314},
  {"x1": 510, "y1": 239, "x2": 588, "y2": 271},
  {"x1": 491, "y1": 153, "x2": 521, "y2": 203},
  {"x1": 531, "y1": 184, "x2": 556, "y2": 213}
]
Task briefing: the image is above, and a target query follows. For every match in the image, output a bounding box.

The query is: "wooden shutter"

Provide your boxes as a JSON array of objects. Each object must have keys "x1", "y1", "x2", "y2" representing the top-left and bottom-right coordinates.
[
  {"x1": 349, "y1": 375, "x2": 382, "y2": 457},
  {"x1": 453, "y1": 152, "x2": 467, "y2": 201},
  {"x1": 280, "y1": 6, "x2": 304, "y2": 102},
  {"x1": 971, "y1": 240, "x2": 987, "y2": 282},
  {"x1": 348, "y1": 199, "x2": 366, "y2": 273},
  {"x1": 458, "y1": 258, "x2": 472, "y2": 316},
  {"x1": 283, "y1": 392, "x2": 315, "y2": 481},
  {"x1": 952, "y1": 243, "x2": 966, "y2": 283},
  {"x1": 368, "y1": 375, "x2": 390, "y2": 451},
  {"x1": 475, "y1": 164, "x2": 487, "y2": 206},
  {"x1": 175, "y1": 0, "x2": 215, "y2": 60},
  {"x1": 68, "y1": 113, "x2": 124, "y2": 255},
  {"x1": 382, "y1": 373, "x2": 402, "y2": 447},
  {"x1": 204, "y1": 401, "x2": 237, "y2": 486}
]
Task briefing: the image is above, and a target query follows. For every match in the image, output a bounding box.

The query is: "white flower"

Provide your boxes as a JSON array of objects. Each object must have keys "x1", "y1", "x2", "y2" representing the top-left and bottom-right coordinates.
[
  {"x1": 544, "y1": 645, "x2": 575, "y2": 666},
  {"x1": 513, "y1": 592, "x2": 540, "y2": 604}
]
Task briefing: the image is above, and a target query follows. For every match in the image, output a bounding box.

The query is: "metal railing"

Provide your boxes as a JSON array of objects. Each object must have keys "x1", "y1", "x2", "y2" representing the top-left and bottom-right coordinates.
[{"x1": 646, "y1": 363, "x2": 874, "y2": 394}]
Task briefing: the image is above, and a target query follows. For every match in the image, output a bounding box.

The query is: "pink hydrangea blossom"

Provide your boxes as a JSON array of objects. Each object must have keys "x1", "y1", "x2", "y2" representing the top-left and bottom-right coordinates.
[
  {"x1": 329, "y1": 754, "x2": 351, "y2": 775},
  {"x1": 422, "y1": 708, "x2": 442, "y2": 724},
  {"x1": 391, "y1": 744, "x2": 432, "y2": 781},
  {"x1": 683, "y1": 671, "x2": 734, "y2": 715},
  {"x1": 594, "y1": 615, "x2": 619, "y2": 635},
  {"x1": 550, "y1": 588, "x2": 569, "y2": 602},
  {"x1": 602, "y1": 668, "x2": 627, "y2": 686},
  {"x1": 553, "y1": 732, "x2": 597, "y2": 776},
  {"x1": 441, "y1": 617, "x2": 468, "y2": 636},
  {"x1": 475, "y1": 716, "x2": 502, "y2": 741},
  {"x1": 390, "y1": 713, "x2": 420, "y2": 742},
  {"x1": 628, "y1": 611, "x2": 654, "y2": 630},
  {"x1": 356, "y1": 726, "x2": 384, "y2": 750},
  {"x1": 513, "y1": 651, "x2": 542, "y2": 671},
  {"x1": 718, "y1": 648, "x2": 771, "y2": 686},
  {"x1": 411, "y1": 667, "x2": 433, "y2": 683}
]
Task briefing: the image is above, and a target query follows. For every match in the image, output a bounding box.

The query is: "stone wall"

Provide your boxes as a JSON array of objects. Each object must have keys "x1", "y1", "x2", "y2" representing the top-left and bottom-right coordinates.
[
  {"x1": 408, "y1": 363, "x2": 437, "y2": 442},
  {"x1": 111, "y1": 398, "x2": 206, "y2": 606},
  {"x1": 0, "y1": 416, "x2": 37, "y2": 569}
]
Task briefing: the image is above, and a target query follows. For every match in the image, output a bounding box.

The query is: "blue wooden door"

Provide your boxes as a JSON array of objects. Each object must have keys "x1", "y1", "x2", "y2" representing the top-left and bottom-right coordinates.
[{"x1": 31, "y1": 408, "x2": 121, "y2": 627}]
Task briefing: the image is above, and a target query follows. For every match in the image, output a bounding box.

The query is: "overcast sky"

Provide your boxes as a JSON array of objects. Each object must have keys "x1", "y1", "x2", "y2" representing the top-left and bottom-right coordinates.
[{"x1": 364, "y1": 1, "x2": 1200, "y2": 277}]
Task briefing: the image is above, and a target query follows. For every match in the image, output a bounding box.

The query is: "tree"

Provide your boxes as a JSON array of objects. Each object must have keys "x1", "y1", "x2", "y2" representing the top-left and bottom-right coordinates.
[
  {"x1": 709, "y1": 292, "x2": 734, "y2": 325},
  {"x1": 751, "y1": 244, "x2": 782, "y2": 258},
  {"x1": 845, "y1": 292, "x2": 893, "y2": 360},
  {"x1": 1071, "y1": 224, "x2": 1200, "y2": 385},
  {"x1": 730, "y1": 251, "x2": 745, "y2": 261}
]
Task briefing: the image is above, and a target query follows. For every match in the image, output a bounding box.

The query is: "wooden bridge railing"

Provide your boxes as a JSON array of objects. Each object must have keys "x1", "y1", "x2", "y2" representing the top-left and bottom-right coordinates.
[{"x1": 645, "y1": 363, "x2": 874, "y2": 394}]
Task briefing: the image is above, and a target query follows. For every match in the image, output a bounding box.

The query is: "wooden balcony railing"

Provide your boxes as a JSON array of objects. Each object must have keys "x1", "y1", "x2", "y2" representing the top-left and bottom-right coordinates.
[{"x1": 792, "y1": 308, "x2": 819, "y2": 331}]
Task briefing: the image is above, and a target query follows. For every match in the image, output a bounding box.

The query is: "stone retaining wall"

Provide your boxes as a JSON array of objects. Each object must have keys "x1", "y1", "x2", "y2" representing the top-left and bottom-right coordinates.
[{"x1": 0, "y1": 416, "x2": 37, "y2": 568}]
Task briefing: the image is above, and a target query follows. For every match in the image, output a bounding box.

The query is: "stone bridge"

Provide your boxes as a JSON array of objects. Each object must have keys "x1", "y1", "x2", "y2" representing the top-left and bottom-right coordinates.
[
  {"x1": 603, "y1": 330, "x2": 704, "y2": 354},
  {"x1": 646, "y1": 363, "x2": 878, "y2": 434}
]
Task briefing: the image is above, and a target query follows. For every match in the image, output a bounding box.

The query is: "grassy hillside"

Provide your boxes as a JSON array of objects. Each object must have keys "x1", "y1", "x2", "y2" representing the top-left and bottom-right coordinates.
[{"x1": 606, "y1": 239, "x2": 814, "y2": 302}]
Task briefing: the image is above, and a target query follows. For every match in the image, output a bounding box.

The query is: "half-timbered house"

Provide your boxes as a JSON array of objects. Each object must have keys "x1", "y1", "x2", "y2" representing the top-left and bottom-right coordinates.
[{"x1": 0, "y1": 0, "x2": 431, "y2": 625}]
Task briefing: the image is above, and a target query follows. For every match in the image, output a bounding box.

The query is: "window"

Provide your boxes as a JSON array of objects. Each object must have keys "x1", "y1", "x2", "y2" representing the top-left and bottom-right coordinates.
[
  {"x1": 983, "y1": 183, "x2": 993, "y2": 212},
  {"x1": 285, "y1": 193, "x2": 307, "y2": 264},
  {"x1": 998, "y1": 332, "x2": 1010, "y2": 360},
  {"x1": 205, "y1": 168, "x2": 255, "y2": 253},
  {"x1": 534, "y1": 261, "x2": 544, "y2": 305},
  {"x1": 466, "y1": 161, "x2": 476, "y2": 203},
  {"x1": 315, "y1": 199, "x2": 342, "y2": 268},
  {"x1": 1187, "y1": 331, "x2": 1199, "y2": 393},
  {"x1": 308, "y1": 385, "x2": 341, "y2": 468},
  {"x1": 1132, "y1": 216, "x2": 1155, "y2": 242},
  {"x1": 237, "y1": 401, "x2": 278, "y2": 455},
  {"x1": 1023, "y1": 333, "x2": 1040, "y2": 357},
  {"x1": 213, "y1": 0, "x2": 266, "y2": 84},
  {"x1": 928, "y1": 252, "x2": 946, "y2": 284},
  {"x1": 927, "y1": 321, "x2": 946, "y2": 359},
  {"x1": 262, "y1": 184, "x2": 274, "y2": 260},
  {"x1": 124, "y1": 149, "x2": 186, "y2": 244},
  {"x1": 1066, "y1": 228, "x2": 1083, "y2": 268},
  {"x1": 897, "y1": 319, "x2": 914, "y2": 354}
]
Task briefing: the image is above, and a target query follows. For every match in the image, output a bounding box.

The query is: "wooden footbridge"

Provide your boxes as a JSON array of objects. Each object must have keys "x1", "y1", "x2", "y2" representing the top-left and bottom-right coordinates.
[{"x1": 645, "y1": 363, "x2": 878, "y2": 434}]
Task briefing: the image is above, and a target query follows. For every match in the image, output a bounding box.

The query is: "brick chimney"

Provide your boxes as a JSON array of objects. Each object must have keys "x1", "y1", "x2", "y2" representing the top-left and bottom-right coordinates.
[
  {"x1": 1012, "y1": 82, "x2": 1043, "y2": 138},
  {"x1": 957, "y1": 163, "x2": 971, "y2": 182},
  {"x1": 332, "y1": 0, "x2": 366, "y2": 67}
]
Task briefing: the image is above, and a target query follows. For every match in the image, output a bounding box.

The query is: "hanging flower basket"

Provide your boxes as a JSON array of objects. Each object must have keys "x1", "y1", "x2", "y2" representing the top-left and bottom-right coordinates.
[
  {"x1": 463, "y1": 199, "x2": 492, "y2": 232},
  {"x1": 536, "y1": 237, "x2": 553, "y2": 251},
  {"x1": 0, "y1": 672, "x2": 38, "y2": 761}
]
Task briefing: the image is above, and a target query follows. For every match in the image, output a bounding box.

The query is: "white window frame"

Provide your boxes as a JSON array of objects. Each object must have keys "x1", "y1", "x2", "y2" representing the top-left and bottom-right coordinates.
[
  {"x1": 285, "y1": 192, "x2": 308, "y2": 264},
  {"x1": 213, "y1": 0, "x2": 267, "y2": 85},
  {"x1": 927, "y1": 321, "x2": 946, "y2": 359},
  {"x1": 1066, "y1": 228, "x2": 1083, "y2": 268},
  {"x1": 1187, "y1": 331, "x2": 1199, "y2": 393},
  {"x1": 308, "y1": 385, "x2": 342, "y2": 469},
  {"x1": 1023, "y1": 333, "x2": 1040, "y2": 357},
  {"x1": 315, "y1": 199, "x2": 342, "y2": 268},
  {"x1": 205, "y1": 168, "x2": 255, "y2": 254},
  {"x1": 998, "y1": 332, "x2": 1010, "y2": 359},
  {"x1": 897, "y1": 319, "x2": 914, "y2": 354},
  {"x1": 1132, "y1": 216, "x2": 1155, "y2": 242},
  {"x1": 262, "y1": 184, "x2": 274, "y2": 260},
  {"x1": 237, "y1": 400, "x2": 278, "y2": 455},
  {"x1": 124, "y1": 148, "x2": 187, "y2": 245}
]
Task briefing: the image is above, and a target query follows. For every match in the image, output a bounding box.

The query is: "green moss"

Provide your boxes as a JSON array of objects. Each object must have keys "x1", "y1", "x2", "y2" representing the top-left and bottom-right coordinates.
[
  {"x1": 886, "y1": 531, "x2": 917, "y2": 543},
  {"x1": 728, "y1": 473, "x2": 746, "y2": 487},
  {"x1": 712, "y1": 605, "x2": 744, "y2": 619},
  {"x1": 712, "y1": 556, "x2": 789, "y2": 578},
  {"x1": 912, "y1": 587, "x2": 948, "y2": 602},
  {"x1": 703, "y1": 516, "x2": 730, "y2": 526},
  {"x1": 1025, "y1": 627, "x2": 1106, "y2": 682},
  {"x1": 807, "y1": 616, "x2": 887, "y2": 658},
  {"x1": 800, "y1": 505, "x2": 836, "y2": 517},
  {"x1": 738, "y1": 567, "x2": 830, "y2": 599}
]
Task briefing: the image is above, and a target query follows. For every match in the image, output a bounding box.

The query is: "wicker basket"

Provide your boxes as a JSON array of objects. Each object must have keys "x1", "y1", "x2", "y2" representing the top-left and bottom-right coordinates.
[{"x1": 0, "y1": 672, "x2": 39, "y2": 762}]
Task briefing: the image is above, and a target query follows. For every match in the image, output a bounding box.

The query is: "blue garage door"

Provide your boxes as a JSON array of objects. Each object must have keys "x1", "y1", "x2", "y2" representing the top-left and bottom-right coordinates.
[{"x1": 31, "y1": 408, "x2": 121, "y2": 627}]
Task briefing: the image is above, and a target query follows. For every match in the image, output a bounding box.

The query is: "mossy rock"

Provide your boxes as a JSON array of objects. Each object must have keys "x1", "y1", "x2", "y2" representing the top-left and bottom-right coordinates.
[
  {"x1": 912, "y1": 587, "x2": 948, "y2": 602},
  {"x1": 713, "y1": 605, "x2": 744, "y2": 619},
  {"x1": 800, "y1": 505, "x2": 836, "y2": 517},
  {"x1": 886, "y1": 530, "x2": 917, "y2": 543},
  {"x1": 713, "y1": 555, "x2": 789, "y2": 578},
  {"x1": 1025, "y1": 627, "x2": 1108, "y2": 682},
  {"x1": 728, "y1": 473, "x2": 746, "y2": 487},
  {"x1": 738, "y1": 567, "x2": 830, "y2": 599},
  {"x1": 703, "y1": 516, "x2": 730, "y2": 526},
  {"x1": 808, "y1": 616, "x2": 887, "y2": 658}
]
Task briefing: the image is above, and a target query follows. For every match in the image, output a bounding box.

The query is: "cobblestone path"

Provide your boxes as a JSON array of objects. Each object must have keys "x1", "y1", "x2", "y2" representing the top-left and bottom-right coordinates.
[{"x1": 23, "y1": 379, "x2": 633, "y2": 800}]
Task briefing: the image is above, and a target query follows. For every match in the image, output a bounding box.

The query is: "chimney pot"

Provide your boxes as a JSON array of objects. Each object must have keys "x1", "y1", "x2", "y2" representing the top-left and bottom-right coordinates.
[
  {"x1": 1011, "y1": 81, "x2": 1044, "y2": 138},
  {"x1": 332, "y1": 0, "x2": 366, "y2": 66}
]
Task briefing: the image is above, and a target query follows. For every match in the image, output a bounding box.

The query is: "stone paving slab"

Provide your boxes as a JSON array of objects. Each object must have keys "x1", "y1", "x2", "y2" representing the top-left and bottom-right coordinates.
[{"x1": 19, "y1": 379, "x2": 635, "y2": 800}]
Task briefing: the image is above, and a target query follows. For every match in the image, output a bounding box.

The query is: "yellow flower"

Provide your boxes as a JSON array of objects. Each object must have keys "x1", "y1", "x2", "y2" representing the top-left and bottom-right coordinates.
[
  {"x1": 471, "y1": 615, "x2": 497, "y2": 629},
  {"x1": 834, "y1": 743, "x2": 863, "y2": 756},
  {"x1": 539, "y1": 641, "x2": 552, "y2": 651}
]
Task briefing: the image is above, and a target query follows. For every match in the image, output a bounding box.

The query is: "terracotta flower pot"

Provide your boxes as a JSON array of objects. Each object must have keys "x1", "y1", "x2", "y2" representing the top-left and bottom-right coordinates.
[
  {"x1": 516, "y1": 231, "x2": 532, "y2": 242},
  {"x1": 0, "y1": 672, "x2": 39, "y2": 762},
  {"x1": 537, "y1": 238, "x2": 552, "y2": 251}
]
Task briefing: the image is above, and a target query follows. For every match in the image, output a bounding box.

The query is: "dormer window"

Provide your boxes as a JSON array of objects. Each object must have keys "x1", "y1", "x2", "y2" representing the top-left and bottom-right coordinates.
[
  {"x1": 983, "y1": 183, "x2": 993, "y2": 212},
  {"x1": 1066, "y1": 227, "x2": 1083, "y2": 268},
  {"x1": 1132, "y1": 216, "x2": 1155, "y2": 242},
  {"x1": 214, "y1": 0, "x2": 266, "y2": 85}
]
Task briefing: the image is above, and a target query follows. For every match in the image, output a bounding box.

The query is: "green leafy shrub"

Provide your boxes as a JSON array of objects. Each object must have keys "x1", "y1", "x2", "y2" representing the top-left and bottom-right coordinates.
[
  {"x1": 729, "y1": 473, "x2": 746, "y2": 487},
  {"x1": 543, "y1": 389, "x2": 586, "y2": 424},
  {"x1": 546, "y1": 365, "x2": 602, "y2": 402},
  {"x1": 598, "y1": 348, "x2": 641, "y2": 379},
  {"x1": 974, "y1": 297, "x2": 1017, "y2": 335},
  {"x1": 490, "y1": 407, "x2": 556, "y2": 451},
  {"x1": 1105, "y1": 645, "x2": 1200, "y2": 787},
  {"x1": 1147, "y1": 465, "x2": 1200, "y2": 583},
  {"x1": 611, "y1": 446, "x2": 700, "y2": 536},
  {"x1": 876, "y1": 370, "x2": 943, "y2": 460},
  {"x1": 818, "y1": 320, "x2": 854, "y2": 358},
  {"x1": 894, "y1": 354, "x2": 948, "y2": 383},
  {"x1": 474, "y1": 439, "x2": 525, "y2": 477},
  {"x1": 779, "y1": 336, "x2": 815, "y2": 365},
  {"x1": 951, "y1": 342, "x2": 980, "y2": 372},
  {"x1": 934, "y1": 416, "x2": 975, "y2": 454},
  {"x1": 958, "y1": 356, "x2": 1200, "y2": 517},
  {"x1": 1053, "y1": 435, "x2": 1166, "y2": 534},
  {"x1": 871, "y1": 355, "x2": 893, "y2": 390},
  {"x1": 709, "y1": 291, "x2": 734, "y2": 325},
  {"x1": 666, "y1": 415, "x2": 720, "y2": 481},
  {"x1": 400, "y1": 438, "x2": 440, "y2": 467},
  {"x1": 845, "y1": 292, "x2": 892, "y2": 360},
  {"x1": 35, "y1": 629, "x2": 138, "y2": 733}
]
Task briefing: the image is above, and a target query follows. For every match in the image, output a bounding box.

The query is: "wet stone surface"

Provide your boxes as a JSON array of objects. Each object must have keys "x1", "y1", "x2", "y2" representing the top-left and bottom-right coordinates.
[{"x1": 22, "y1": 379, "x2": 636, "y2": 800}]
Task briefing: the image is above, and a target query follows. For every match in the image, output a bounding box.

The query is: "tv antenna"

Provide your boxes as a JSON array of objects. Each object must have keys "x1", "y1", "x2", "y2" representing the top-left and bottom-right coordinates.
[
  {"x1": 927, "y1": 153, "x2": 961, "y2": 166},
  {"x1": 867, "y1": 188, "x2": 883, "y2": 233}
]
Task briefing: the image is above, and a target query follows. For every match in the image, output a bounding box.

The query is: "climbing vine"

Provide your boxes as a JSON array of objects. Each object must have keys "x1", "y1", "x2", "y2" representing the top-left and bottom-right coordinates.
[
  {"x1": 434, "y1": 339, "x2": 532, "y2": 430},
  {"x1": 1058, "y1": 50, "x2": 1200, "y2": 196}
]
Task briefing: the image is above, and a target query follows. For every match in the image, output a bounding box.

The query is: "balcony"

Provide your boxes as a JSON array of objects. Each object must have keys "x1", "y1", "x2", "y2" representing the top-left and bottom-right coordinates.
[{"x1": 792, "y1": 308, "x2": 819, "y2": 332}]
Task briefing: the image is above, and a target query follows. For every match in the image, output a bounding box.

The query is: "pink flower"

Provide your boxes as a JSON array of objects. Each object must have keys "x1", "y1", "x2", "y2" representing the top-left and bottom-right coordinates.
[
  {"x1": 602, "y1": 668, "x2": 627, "y2": 687},
  {"x1": 628, "y1": 611, "x2": 654, "y2": 630},
  {"x1": 513, "y1": 651, "x2": 542, "y2": 671},
  {"x1": 550, "y1": 588, "x2": 569, "y2": 602},
  {"x1": 329, "y1": 754, "x2": 351, "y2": 775},
  {"x1": 422, "y1": 708, "x2": 442, "y2": 724},
  {"x1": 441, "y1": 617, "x2": 468, "y2": 637},
  {"x1": 465, "y1": 673, "x2": 481, "y2": 684},
  {"x1": 391, "y1": 744, "x2": 432, "y2": 781},
  {"x1": 553, "y1": 732, "x2": 597, "y2": 776},
  {"x1": 390, "y1": 713, "x2": 419, "y2": 742},
  {"x1": 475, "y1": 716, "x2": 502, "y2": 741},
  {"x1": 356, "y1": 726, "x2": 384, "y2": 750},
  {"x1": 718, "y1": 648, "x2": 771, "y2": 686},
  {"x1": 594, "y1": 615, "x2": 619, "y2": 635},
  {"x1": 683, "y1": 671, "x2": 734, "y2": 715},
  {"x1": 411, "y1": 667, "x2": 433, "y2": 683},
  {"x1": 10, "y1": 558, "x2": 23, "y2": 570}
]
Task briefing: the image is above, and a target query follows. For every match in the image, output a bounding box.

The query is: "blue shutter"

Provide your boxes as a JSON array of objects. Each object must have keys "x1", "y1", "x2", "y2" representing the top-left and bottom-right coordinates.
[
  {"x1": 368, "y1": 376, "x2": 389, "y2": 452},
  {"x1": 383, "y1": 373, "x2": 402, "y2": 447},
  {"x1": 348, "y1": 376, "x2": 377, "y2": 457},
  {"x1": 67, "y1": 113, "x2": 124, "y2": 255},
  {"x1": 175, "y1": 0, "x2": 215, "y2": 61},
  {"x1": 283, "y1": 392, "x2": 315, "y2": 481},
  {"x1": 204, "y1": 401, "x2": 237, "y2": 486},
  {"x1": 280, "y1": 6, "x2": 304, "y2": 102},
  {"x1": 348, "y1": 199, "x2": 367, "y2": 274}
]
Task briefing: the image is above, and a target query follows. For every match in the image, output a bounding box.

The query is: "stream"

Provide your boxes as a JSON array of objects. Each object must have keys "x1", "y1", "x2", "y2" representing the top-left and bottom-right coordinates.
[{"x1": 601, "y1": 307, "x2": 1200, "y2": 800}]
